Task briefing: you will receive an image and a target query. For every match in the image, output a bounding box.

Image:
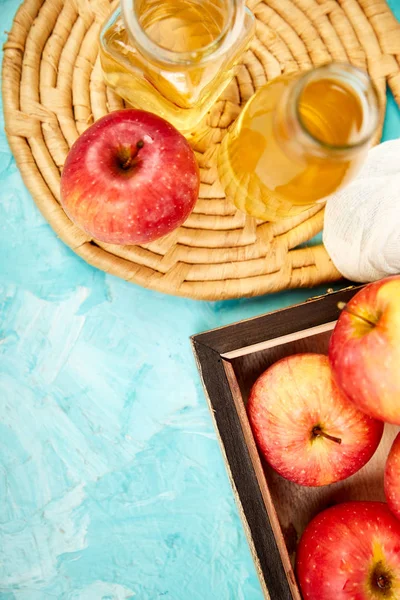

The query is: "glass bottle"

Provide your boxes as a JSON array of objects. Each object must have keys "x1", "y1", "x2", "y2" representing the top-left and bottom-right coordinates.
[
  {"x1": 217, "y1": 63, "x2": 380, "y2": 221},
  {"x1": 99, "y1": 0, "x2": 255, "y2": 132}
]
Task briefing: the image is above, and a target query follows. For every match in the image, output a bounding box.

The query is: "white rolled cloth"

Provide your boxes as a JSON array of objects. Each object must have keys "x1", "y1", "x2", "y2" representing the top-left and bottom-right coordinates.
[{"x1": 323, "y1": 138, "x2": 400, "y2": 282}]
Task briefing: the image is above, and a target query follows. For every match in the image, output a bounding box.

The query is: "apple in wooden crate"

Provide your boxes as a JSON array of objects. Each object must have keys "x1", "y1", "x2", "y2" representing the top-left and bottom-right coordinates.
[
  {"x1": 296, "y1": 502, "x2": 400, "y2": 599},
  {"x1": 329, "y1": 276, "x2": 400, "y2": 424},
  {"x1": 60, "y1": 109, "x2": 199, "y2": 245},
  {"x1": 385, "y1": 432, "x2": 400, "y2": 520},
  {"x1": 247, "y1": 354, "x2": 383, "y2": 487}
]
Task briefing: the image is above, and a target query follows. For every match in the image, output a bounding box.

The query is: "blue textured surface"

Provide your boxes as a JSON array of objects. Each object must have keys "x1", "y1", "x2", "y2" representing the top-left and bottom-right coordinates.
[{"x1": 1, "y1": 0, "x2": 400, "y2": 596}]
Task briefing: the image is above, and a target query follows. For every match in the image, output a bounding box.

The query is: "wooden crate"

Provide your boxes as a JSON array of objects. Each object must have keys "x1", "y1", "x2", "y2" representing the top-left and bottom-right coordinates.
[{"x1": 192, "y1": 287, "x2": 398, "y2": 599}]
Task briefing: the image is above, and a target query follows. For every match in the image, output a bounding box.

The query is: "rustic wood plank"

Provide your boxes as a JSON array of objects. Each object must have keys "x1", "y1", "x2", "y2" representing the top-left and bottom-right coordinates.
[
  {"x1": 193, "y1": 286, "x2": 360, "y2": 356},
  {"x1": 192, "y1": 340, "x2": 294, "y2": 600}
]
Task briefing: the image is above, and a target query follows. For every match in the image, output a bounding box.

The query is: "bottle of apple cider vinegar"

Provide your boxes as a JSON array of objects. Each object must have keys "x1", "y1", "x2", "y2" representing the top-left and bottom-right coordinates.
[
  {"x1": 99, "y1": 0, "x2": 255, "y2": 132},
  {"x1": 217, "y1": 63, "x2": 380, "y2": 221}
]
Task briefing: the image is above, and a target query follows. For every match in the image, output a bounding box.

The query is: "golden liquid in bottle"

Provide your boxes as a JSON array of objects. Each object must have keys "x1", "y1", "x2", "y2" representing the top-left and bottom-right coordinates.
[
  {"x1": 100, "y1": 0, "x2": 253, "y2": 131},
  {"x1": 218, "y1": 73, "x2": 370, "y2": 220},
  {"x1": 137, "y1": 0, "x2": 225, "y2": 52}
]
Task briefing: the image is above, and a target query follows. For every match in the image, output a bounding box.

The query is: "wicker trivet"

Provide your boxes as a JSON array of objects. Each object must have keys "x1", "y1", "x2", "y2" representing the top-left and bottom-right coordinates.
[{"x1": 3, "y1": 0, "x2": 400, "y2": 300}]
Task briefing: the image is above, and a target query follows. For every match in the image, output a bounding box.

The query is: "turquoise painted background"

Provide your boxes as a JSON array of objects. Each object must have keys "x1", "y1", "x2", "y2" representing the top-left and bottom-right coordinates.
[{"x1": 1, "y1": 0, "x2": 400, "y2": 597}]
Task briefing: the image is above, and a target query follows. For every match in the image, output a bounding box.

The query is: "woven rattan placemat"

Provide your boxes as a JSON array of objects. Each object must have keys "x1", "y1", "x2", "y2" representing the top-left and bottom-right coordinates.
[{"x1": 3, "y1": 0, "x2": 400, "y2": 300}]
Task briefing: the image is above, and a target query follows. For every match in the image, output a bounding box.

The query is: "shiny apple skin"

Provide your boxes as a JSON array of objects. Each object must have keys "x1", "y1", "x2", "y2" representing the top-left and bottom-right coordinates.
[
  {"x1": 60, "y1": 109, "x2": 200, "y2": 245},
  {"x1": 329, "y1": 276, "x2": 400, "y2": 424},
  {"x1": 247, "y1": 354, "x2": 383, "y2": 487},
  {"x1": 384, "y1": 432, "x2": 400, "y2": 520},
  {"x1": 296, "y1": 501, "x2": 400, "y2": 600}
]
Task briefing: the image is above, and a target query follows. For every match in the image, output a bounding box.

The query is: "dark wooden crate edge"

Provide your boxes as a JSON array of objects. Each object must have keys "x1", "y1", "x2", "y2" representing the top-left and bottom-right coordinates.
[
  {"x1": 191, "y1": 286, "x2": 362, "y2": 599},
  {"x1": 191, "y1": 339, "x2": 293, "y2": 600},
  {"x1": 193, "y1": 285, "x2": 362, "y2": 356}
]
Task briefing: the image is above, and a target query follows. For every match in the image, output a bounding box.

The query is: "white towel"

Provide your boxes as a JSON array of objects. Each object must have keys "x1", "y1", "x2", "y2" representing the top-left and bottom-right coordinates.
[{"x1": 323, "y1": 138, "x2": 400, "y2": 282}]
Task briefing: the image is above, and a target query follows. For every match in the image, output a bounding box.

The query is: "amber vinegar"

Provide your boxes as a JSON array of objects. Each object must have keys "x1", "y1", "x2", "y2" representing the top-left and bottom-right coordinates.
[
  {"x1": 218, "y1": 64, "x2": 380, "y2": 220},
  {"x1": 137, "y1": 0, "x2": 226, "y2": 53},
  {"x1": 100, "y1": 0, "x2": 255, "y2": 131}
]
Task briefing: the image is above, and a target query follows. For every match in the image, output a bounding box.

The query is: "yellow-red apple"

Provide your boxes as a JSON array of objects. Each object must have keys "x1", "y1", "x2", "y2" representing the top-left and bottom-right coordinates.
[
  {"x1": 329, "y1": 276, "x2": 400, "y2": 424},
  {"x1": 296, "y1": 502, "x2": 400, "y2": 599},
  {"x1": 384, "y1": 432, "x2": 400, "y2": 520},
  {"x1": 247, "y1": 354, "x2": 383, "y2": 486}
]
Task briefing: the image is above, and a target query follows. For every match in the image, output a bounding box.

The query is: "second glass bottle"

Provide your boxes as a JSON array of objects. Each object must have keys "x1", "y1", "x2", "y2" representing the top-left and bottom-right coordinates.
[{"x1": 218, "y1": 63, "x2": 380, "y2": 221}]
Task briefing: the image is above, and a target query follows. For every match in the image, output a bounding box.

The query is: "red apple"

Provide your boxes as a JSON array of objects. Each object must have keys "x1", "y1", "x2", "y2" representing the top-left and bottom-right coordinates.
[
  {"x1": 296, "y1": 501, "x2": 400, "y2": 600},
  {"x1": 329, "y1": 276, "x2": 400, "y2": 424},
  {"x1": 60, "y1": 109, "x2": 199, "y2": 245},
  {"x1": 384, "y1": 432, "x2": 400, "y2": 520},
  {"x1": 247, "y1": 354, "x2": 383, "y2": 486}
]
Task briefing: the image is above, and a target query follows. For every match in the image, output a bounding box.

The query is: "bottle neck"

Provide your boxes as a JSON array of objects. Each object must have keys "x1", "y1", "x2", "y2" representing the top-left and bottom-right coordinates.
[
  {"x1": 121, "y1": 0, "x2": 246, "y2": 67},
  {"x1": 274, "y1": 64, "x2": 380, "y2": 160}
]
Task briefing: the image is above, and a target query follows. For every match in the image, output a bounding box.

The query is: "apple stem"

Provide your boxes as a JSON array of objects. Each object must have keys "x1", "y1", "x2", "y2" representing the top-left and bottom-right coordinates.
[
  {"x1": 121, "y1": 158, "x2": 132, "y2": 170},
  {"x1": 312, "y1": 426, "x2": 342, "y2": 445},
  {"x1": 120, "y1": 140, "x2": 145, "y2": 170},
  {"x1": 377, "y1": 575, "x2": 391, "y2": 590},
  {"x1": 337, "y1": 302, "x2": 376, "y2": 328}
]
